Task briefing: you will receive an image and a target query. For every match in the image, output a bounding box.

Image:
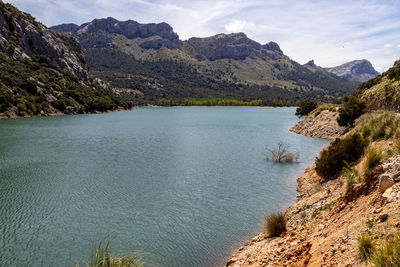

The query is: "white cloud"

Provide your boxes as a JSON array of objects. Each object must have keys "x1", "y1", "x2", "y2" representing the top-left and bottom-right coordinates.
[
  {"x1": 5, "y1": 0, "x2": 400, "y2": 71},
  {"x1": 225, "y1": 20, "x2": 255, "y2": 33},
  {"x1": 385, "y1": 43, "x2": 393, "y2": 48}
]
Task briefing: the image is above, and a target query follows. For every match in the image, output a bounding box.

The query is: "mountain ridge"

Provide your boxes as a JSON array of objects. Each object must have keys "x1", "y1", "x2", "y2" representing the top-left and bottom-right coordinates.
[
  {"x1": 53, "y1": 17, "x2": 359, "y2": 105},
  {"x1": 324, "y1": 59, "x2": 379, "y2": 82}
]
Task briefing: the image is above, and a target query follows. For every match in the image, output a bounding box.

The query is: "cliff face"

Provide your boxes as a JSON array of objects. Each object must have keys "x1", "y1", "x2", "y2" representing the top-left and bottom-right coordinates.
[
  {"x1": 0, "y1": 2, "x2": 129, "y2": 117},
  {"x1": 325, "y1": 60, "x2": 379, "y2": 83},
  {"x1": 0, "y1": 3, "x2": 89, "y2": 81}
]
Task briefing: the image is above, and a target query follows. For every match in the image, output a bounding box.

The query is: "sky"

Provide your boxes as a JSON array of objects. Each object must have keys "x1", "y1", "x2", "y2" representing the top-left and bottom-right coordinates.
[{"x1": 5, "y1": 0, "x2": 400, "y2": 72}]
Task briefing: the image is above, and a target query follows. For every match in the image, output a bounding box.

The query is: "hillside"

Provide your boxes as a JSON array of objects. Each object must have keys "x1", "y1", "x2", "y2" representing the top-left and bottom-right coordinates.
[
  {"x1": 325, "y1": 60, "x2": 379, "y2": 83},
  {"x1": 354, "y1": 59, "x2": 400, "y2": 110},
  {"x1": 52, "y1": 18, "x2": 359, "y2": 105},
  {"x1": 228, "y1": 109, "x2": 400, "y2": 266},
  {"x1": 0, "y1": 3, "x2": 130, "y2": 118}
]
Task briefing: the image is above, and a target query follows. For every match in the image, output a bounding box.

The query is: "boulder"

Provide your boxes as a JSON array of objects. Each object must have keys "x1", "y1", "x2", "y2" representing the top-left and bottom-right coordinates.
[
  {"x1": 383, "y1": 183, "x2": 400, "y2": 202},
  {"x1": 378, "y1": 174, "x2": 395, "y2": 193}
]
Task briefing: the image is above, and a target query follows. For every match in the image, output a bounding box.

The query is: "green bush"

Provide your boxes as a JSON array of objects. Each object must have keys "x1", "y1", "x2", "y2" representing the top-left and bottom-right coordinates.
[
  {"x1": 372, "y1": 232, "x2": 400, "y2": 266},
  {"x1": 315, "y1": 133, "x2": 368, "y2": 179},
  {"x1": 337, "y1": 96, "x2": 366, "y2": 127},
  {"x1": 295, "y1": 99, "x2": 318, "y2": 117},
  {"x1": 265, "y1": 212, "x2": 286, "y2": 237},
  {"x1": 357, "y1": 233, "x2": 375, "y2": 261}
]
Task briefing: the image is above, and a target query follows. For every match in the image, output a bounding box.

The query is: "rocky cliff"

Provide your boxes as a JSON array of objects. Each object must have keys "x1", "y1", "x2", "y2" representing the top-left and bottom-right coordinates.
[
  {"x1": 325, "y1": 60, "x2": 379, "y2": 83},
  {"x1": 0, "y1": 2, "x2": 130, "y2": 117}
]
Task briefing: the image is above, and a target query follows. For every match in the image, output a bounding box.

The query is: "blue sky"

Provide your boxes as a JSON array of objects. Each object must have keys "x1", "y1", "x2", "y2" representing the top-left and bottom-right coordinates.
[{"x1": 6, "y1": 0, "x2": 400, "y2": 72}]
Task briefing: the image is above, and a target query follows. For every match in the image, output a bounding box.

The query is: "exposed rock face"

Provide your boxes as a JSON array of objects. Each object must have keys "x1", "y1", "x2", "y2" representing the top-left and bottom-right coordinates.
[
  {"x1": 290, "y1": 110, "x2": 347, "y2": 140},
  {"x1": 0, "y1": 2, "x2": 129, "y2": 117},
  {"x1": 0, "y1": 4, "x2": 89, "y2": 81},
  {"x1": 304, "y1": 60, "x2": 317, "y2": 68},
  {"x1": 325, "y1": 59, "x2": 379, "y2": 82},
  {"x1": 53, "y1": 17, "x2": 182, "y2": 50},
  {"x1": 186, "y1": 33, "x2": 286, "y2": 61}
]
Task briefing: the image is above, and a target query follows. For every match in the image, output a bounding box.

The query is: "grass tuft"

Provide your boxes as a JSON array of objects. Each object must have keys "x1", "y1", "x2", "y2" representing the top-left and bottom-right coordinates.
[
  {"x1": 75, "y1": 237, "x2": 145, "y2": 267},
  {"x1": 357, "y1": 233, "x2": 375, "y2": 261},
  {"x1": 372, "y1": 232, "x2": 400, "y2": 266},
  {"x1": 265, "y1": 212, "x2": 286, "y2": 238},
  {"x1": 363, "y1": 146, "x2": 384, "y2": 171}
]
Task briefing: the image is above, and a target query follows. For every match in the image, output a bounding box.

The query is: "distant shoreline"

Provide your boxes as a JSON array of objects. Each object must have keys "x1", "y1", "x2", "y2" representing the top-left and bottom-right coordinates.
[{"x1": 0, "y1": 105, "x2": 296, "y2": 119}]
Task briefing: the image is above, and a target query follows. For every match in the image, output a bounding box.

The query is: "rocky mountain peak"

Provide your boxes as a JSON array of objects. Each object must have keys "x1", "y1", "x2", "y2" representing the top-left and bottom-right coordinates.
[
  {"x1": 304, "y1": 60, "x2": 317, "y2": 68},
  {"x1": 53, "y1": 18, "x2": 181, "y2": 49},
  {"x1": 186, "y1": 32, "x2": 285, "y2": 61},
  {"x1": 325, "y1": 59, "x2": 379, "y2": 82}
]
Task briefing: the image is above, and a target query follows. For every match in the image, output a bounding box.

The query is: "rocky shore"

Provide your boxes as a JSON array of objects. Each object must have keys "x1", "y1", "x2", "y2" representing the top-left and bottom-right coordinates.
[
  {"x1": 290, "y1": 110, "x2": 346, "y2": 140},
  {"x1": 227, "y1": 111, "x2": 400, "y2": 266}
]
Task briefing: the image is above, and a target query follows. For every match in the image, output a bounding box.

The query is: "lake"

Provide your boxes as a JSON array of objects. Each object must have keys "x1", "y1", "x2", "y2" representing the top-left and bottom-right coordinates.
[{"x1": 0, "y1": 107, "x2": 328, "y2": 266}]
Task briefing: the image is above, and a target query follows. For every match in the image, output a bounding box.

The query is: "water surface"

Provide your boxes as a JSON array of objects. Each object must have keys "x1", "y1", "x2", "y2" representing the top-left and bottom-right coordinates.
[{"x1": 0, "y1": 107, "x2": 328, "y2": 266}]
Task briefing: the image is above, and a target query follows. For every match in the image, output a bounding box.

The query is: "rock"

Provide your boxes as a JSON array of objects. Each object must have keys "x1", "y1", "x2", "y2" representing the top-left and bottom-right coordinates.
[
  {"x1": 378, "y1": 213, "x2": 389, "y2": 222},
  {"x1": 379, "y1": 174, "x2": 395, "y2": 193},
  {"x1": 383, "y1": 183, "x2": 400, "y2": 202},
  {"x1": 392, "y1": 171, "x2": 400, "y2": 181}
]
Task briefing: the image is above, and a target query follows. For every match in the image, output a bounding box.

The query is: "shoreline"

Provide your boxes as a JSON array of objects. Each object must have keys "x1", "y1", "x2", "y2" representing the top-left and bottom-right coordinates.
[
  {"x1": 0, "y1": 105, "x2": 295, "y2": 120},
  {"x1": 0, "y1": 107, "x2": 137, "y2": 120},
  {"x1": 225, "y1": 110, "x2": 342, "y2": 266}
]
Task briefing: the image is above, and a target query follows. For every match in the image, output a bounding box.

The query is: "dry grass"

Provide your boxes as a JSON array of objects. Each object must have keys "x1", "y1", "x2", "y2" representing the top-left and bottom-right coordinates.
[
  {"x1": 75, "y1": 238, "x2": 146, "y2": 267},
  {"x1": 372, "y1": 232, "x2": 400, "y2": 266},
  {"x1": 265, "y1": 212, "x2": 286, "y2": 237},
  {"x1": 357, "y1": 233, "x2": 375, "y2": 261}
]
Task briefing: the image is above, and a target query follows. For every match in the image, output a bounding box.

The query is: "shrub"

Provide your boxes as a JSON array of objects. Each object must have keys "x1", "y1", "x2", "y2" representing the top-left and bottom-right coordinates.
[
  {"x1": 337, "y1": 96, "x2": 366, "y2": 127},
  {"x1": 315, "y1": 133, "x2": 368, "y2": 179},
  {"x1": 357, "y1": 233, "x2": 375, "y2": 261},
  {"x1": 265, "y1": 212, "x2": 286, "y2": 237},
  {"x1": 265, "y1": 142, "x2": 299, "y2": 163},
  {"x1": 295, "y1": 100, "x2": 318, "y2": 117},
  {"x1": 372, "y1": 232, "x2": 400, "y2": 266}
]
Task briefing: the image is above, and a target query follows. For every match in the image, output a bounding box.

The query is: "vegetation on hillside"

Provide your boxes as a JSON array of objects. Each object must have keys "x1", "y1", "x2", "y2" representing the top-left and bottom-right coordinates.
[
  {"x1": 0, "y1": 52, "x2": 130, "y2": 116},
  {"x1": 295, "y1": 99, "x2": 318, "y2": 117},
  {"x1": 315, "y1": 133, "x2": 368, "y2": 179},
  {"x1": 337, "y1": 96, "x2": 366, "y2": 127}
]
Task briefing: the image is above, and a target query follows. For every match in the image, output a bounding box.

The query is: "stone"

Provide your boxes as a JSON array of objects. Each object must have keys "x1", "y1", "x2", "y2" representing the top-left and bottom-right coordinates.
[
  {"x1": 383, "y1": 183, "x2": 400, "y2": 202},
  {"x1": 392, "y1": 171, "x2": 400, "y2": 181},
  {"x1": 379, "y1": 174, "x2": 395, "y2": 193},
  {"x1": 378, "y1": 213, "x2": 389, "y2": 222}
]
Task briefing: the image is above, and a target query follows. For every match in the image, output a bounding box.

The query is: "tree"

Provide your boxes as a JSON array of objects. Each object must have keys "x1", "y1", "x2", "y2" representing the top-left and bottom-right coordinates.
[
  {"x1": 266, "y1": 142, "x2": 299, "y2": 163},
  {"x1": 337, "y1": 96, "x2": 366, "y2": 127},
  {"x1": 295, "y1": 100, "x2": 317, "y2": 117}
]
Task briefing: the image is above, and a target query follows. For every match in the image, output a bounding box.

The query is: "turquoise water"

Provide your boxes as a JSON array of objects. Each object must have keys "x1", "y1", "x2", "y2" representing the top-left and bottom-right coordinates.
[{"x1": 0, "y1": 107, "x2": 328, "y2": 266}]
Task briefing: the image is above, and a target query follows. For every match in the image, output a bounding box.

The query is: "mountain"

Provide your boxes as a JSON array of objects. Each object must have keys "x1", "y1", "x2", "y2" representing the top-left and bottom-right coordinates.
[
  {"x1": 325, "y1": 60, "x2": 379, "y2": 82},
  {"x1": 354, "y1": 59, "x2": 400, "y2": 110},
  {"x1": 52, "y1": 18, "x2": 358, "y2": 105},
  {"x1": 0, "y1": 3, "x2": 130, "y2": 117}
]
